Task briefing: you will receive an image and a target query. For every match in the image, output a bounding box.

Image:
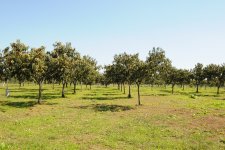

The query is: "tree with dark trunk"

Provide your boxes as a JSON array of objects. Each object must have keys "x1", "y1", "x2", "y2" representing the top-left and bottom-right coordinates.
[
  {"x1": 146, "y1": 47, "x2": 172, "y2": 90},
  {"x1": 192, "y1": 63, "x2": 205, "y2": 93},
  {"x1": 113, "y1": 53, "x2": 140, "y2": 98},
  {"x1": 52, "y1": 42, "x2": 75, "y2": 98},
  {"x1": 204, "y1": 64, "x2": 225, "y2": 95},
  {"x1": 166, "y1": 67, "x2": 179, "y2": 94},
  {"x1": 130, "y1": 58, "x2": 147, "y2": 105},
  {"x1": 30, "y1": 46, "x2": 47, "y2": 104}
]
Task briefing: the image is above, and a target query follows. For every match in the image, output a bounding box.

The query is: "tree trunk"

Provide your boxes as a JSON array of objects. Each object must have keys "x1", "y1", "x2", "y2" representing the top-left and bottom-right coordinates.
[
  {"x1": 80, "y1": 82, "x2": 82, "y2": 91},
  {"x1": 62, "y1": 81, "x2": 65, "y2": 98},
  {"x1": 182, "y1": 84, "x2": 185, "y2": 91},
  {"x1": 117, "y1": 84, "x2": 120, "y2": 90},
  {"x1": 196, "y1": 84, "x2": 199, "y2": 93},
  {"x1": 128, "y1": 84, "x2": 131, "y2": 98},
  {"x1": 52, "y1": 81, "x2": 55, "y2": 89},
  {"x1": 217, "y1": 85, "x2": 220, "y2": 95},
  {"x1": 172, "y1": 84, "x2": 175, "y2": 94},
  {"x1": 120, "y1": 84, "x2": 122, "y2": 92},
  {"x1": 38, "y1": 82, "x2": 42, "y2": 104},
  {"x1": 123, "y1": 83, "x2": 126, "y2": 94},
  {"x1": 73, "y1": 81, "x2": 77, "y2": 94},
  {"x1": 137, "y1": 83, "x2": 141, "y2": 105},
  {"x1": 151, "y1": 84, "x2": 153, "y2": 90},
  {"x1": 5, "y1": 80, "x2": 9, "y2": 97},
  {"x1": 90, "y1": 84, "x2": 91, "y2": 90}
]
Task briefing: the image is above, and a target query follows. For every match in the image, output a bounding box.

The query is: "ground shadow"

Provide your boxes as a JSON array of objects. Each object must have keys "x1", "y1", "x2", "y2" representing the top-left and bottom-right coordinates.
[
  {"x1": 142, "y1": 93, "x2": 169, "y2": 96},
  {"x1": 9, "y1": 88, "x2": 41, "y2": 93},
  {"x1": 71, "y1": 104, "x2": 134, "y2": 112},
  {"x1": 85, "y1": 93, "x2": 97, "y2": 96},
  {"x1": 159, "y1": 89, "x2": 223, "y2": 98},
  {"x1": 4, "y1": 101, "x2": 37, "y2": 108},
  {"x1": 43, "y1": 102, "x2": 58, "y2": 105},
  {"x1": 0, "y1": 107, "x2": 6, "y2": 112},
  {"x1": 93, "y1": 104, "x2": 134, "y2": 112},
  {"x1": 1, "y1": 100, "x2": 58, "y2": 108},
  {"x1": 9, "y1": 92, "x2": 61, "y2": 100},
  {"x1": 0, "y1": 101, "x2": 8, "y2": 105},
  {"x1": 82, "y1": 96, "x2": 128, "y2": 100},
  {"x1": 102, "y1": 93, "x2": 123, "y2": 96}
]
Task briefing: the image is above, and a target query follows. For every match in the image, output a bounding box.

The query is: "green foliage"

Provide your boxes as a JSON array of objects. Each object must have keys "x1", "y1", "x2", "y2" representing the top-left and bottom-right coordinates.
[
  {"x1": 9, "y1": 40, "x2": 30, "y2": 85},
  {"x1": 146, "y1": 47, "x2": 172, "y2": 85},
  {"x1": 204, "y1": 64, "x2": 225, "y2": 94},
  {"x1": 192, "y1": 63, "x2": 205, "y2": 93},
  {"x1": 0, "y1": 41, "x2": 225, "y2": 104}
]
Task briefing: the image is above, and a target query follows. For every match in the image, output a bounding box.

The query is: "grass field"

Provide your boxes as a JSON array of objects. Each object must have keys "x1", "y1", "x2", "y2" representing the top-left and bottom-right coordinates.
[{"x1": 0, "y1": 83, "x2": 225, "y2": 150}]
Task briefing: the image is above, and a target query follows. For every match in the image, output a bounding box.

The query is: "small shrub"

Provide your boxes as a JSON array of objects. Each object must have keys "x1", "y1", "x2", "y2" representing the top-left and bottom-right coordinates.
[{"x1": 190, "y1": 94, "x2": 197, "y2": 99}]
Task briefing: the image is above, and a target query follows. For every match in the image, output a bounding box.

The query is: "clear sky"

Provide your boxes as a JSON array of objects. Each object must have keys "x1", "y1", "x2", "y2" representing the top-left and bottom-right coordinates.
[{"x1": 0, "y1": 0, "x2": 225, "y2": 69}]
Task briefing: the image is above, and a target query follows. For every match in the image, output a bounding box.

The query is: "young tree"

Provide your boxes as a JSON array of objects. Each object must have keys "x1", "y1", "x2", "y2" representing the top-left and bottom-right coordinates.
[
  {"x1": 167, "y1": 67, "x2": 179, "y2": 94},
  {"x1": 45, "y1": 52, "x2": 58, "y2": 89},
  {"x1": 146, "y1": 47, "x2": 172, "y2": 87},
  {"x1": 70, "y1": 53, "x2": 82, "y2": 94},
  {"x1": 10, "y1": 40, "x2": 30, "y2": 86},
  {"x1": 215, "y1": 64, "x2": 225, "y2": 94},
  {"x1": 113, "y1": 53, "x2": 139, "y2": 98},
  {"x1": 131, "y1": 59, "x2": 147, "y2": 105},
  {"x1": 29, "y1": 46, "x2": 47, "y2": 103},
  {"x1": 104, "y1": 64, "x2": 126, "y2": 92},
  {"x1": 177, "y1": 69, "x2": 191, "y2": 90},
  {"x1": 204, "y1": 64, "x2": 225, "y2": 94},
  {"x1": 52, "y1": 42, "x2": 75, "y2": 98},
  {"x1": 2, "y1": 47, "x2": 13, "y2": 95},
  {"x1": 98, "y1": 73, "x2": 111, "y2": 87},
  {"x1": 204, "y1": 64, "x2": 218, "y2": 88},
  {"x1": 192, "y1": 63, "x2": 205, "y2": 93},
  {"x1": 82, "y1": 55, "x2": 99, "y2": 90},
  {"x1": 0, "y1": 51, "x2": 4, "y2": 81}
]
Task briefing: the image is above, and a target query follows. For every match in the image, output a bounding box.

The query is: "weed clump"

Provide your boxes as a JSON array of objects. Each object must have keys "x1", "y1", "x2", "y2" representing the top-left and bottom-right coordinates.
[{"x1": 190, "y1": 94, "x2": 197, "y2": 99}]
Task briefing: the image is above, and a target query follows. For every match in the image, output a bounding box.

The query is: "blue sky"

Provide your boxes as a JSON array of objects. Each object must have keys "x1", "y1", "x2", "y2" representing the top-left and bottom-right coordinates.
[{"x1": 0, "y1": 0, "x2": 225, "y2": 69}]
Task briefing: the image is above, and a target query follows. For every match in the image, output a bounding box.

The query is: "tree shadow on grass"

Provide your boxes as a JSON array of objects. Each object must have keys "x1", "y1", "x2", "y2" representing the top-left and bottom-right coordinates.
[
  {"x1": 4, "y1": 101, "x2": 37, "y2": 108},
  {"x1": 142, "y1": 93, "x2": 169, "y2": 96},
  {"x1": 94, "y1": 104, "x2": 134, "y2": 112},
  {"x1": 85, "y1": 93, "x2": 97, "y2": 96},
  {"x1": 71, "y1": 104, "x2": 134, "y2": 112},
  {"x1": 0, "y1": 107, "x2": 6, "y2": 112},
  {"x1": 9, "y1": 92, "x2": 61, "y2": 100},
  {"x1": 0, "y1": 100, "x2": 58, "y2": 108},
  {"x1": 82, "y1": 96, "x2": 128, "y2": 100},
  {"x1": 159, "y1": 89, "x2": 222, "y2": 98},
  {"x1": 102, "y1": 93, "x2": 123, "y2": 96},
  {"x1": 0, "y1": 101, "x2": 8, "y2": 104},
  {"x1": 9, "y1": 88, "x2": 41, "y2": 93}
]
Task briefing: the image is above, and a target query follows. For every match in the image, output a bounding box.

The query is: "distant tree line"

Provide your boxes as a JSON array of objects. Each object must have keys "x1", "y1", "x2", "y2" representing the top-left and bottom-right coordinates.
[
  {"x1": 103, "y1": 48, "x2": 225, "y2": 105},
  {"x1": 0, "y1": 40, "x2": 225, "y2": 105}
]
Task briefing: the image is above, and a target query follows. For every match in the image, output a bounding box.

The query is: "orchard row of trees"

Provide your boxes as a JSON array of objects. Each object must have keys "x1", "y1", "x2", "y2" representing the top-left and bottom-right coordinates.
[
  {"x1": 0, "y1": 40, "x2": 225, "y2": 105},
  {"x1": 103, "y1": 48, "x2": 225, "y2": 105},
  {"x1": 0, "y1": 40, "x2": 100, "y2": 103}
]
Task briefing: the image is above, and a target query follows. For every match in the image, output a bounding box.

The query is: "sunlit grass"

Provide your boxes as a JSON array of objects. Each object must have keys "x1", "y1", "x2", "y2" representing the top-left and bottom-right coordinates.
[{"x1": 0, "y1": 83, "x2": 224, "y2": 149}]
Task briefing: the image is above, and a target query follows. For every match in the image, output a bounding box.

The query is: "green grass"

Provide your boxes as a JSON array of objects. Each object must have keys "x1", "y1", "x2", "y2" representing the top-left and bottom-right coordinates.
[{"x1": 0, "y1": 83, "x2": 225, "y2": 149}]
